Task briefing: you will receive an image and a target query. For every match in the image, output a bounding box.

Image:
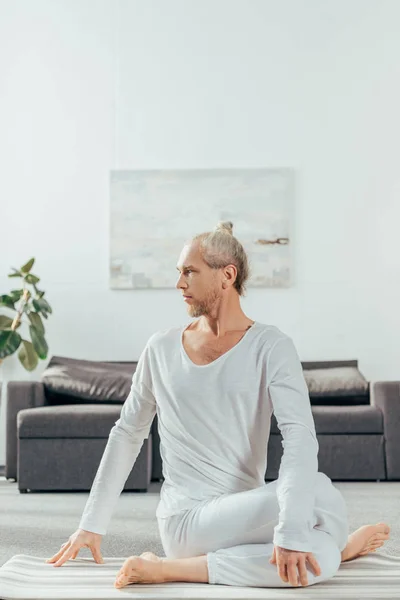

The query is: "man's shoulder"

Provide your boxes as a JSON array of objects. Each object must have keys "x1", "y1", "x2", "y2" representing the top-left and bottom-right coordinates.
[
  {"x1": 255, "y1": 324, "x2": 301, "y2": 374},
  {"x1": 146, "y1": 324, "x2": 183, "y2": 350},
  {"x1": 255, "y1": 322, "x2": 292, "y2": 347}
]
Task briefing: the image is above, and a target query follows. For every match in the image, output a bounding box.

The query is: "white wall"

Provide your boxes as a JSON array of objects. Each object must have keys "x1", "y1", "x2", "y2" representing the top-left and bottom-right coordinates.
[{"x1": 1, "y1": 0, "x2": 400, "y2": 463}]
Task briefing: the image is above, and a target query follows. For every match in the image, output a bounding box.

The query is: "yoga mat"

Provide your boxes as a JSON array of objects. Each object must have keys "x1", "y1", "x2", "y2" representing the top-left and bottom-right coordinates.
[{"x1": 1, "y1": 553, "x2": 400, "y2": 599}]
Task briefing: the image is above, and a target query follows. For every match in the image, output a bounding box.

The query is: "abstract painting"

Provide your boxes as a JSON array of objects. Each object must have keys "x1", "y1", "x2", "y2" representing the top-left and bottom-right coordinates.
[{"x1": 110, "y1": 169, "x2": 294, "y2": 289}]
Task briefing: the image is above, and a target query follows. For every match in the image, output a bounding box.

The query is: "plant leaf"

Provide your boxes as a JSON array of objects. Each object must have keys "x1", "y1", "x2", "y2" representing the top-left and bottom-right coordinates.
[
  {"x1": 0, "y1": 295, "x2": 16, "y2": 309},
  {"x1": 42, "y1": 299, "x2": 52, "y2": 314},
  {"x1": 18, "y1": 339, "x2": 38, "y2": 371},
  {"x1": 20, "y1": 258, "x2": 35, "y2": 274},
  {"x1": 28, "y1": 312, "x2": 45, "y2": 335},
  {"x1": 35, "y1": 297, "x2": 52, "y2": 314},
  {"x1": 9, "y1": 292, "x2": 23, "y2": 304},
  {"x1": 0, "y1": 315, "x2": 13, "y2": 329},
  {"x1": 25, "y1": 273, "x2": 40, "y2": 284},
  {"x1": 0, "y1": 330, "x2": 22, "y2": 358},
  {"x1": 33, "y1": 287, "x2": 45, "y2": 298},
  {"x1": 29, "y1": 325, "x2": 48, "y2": 359}
]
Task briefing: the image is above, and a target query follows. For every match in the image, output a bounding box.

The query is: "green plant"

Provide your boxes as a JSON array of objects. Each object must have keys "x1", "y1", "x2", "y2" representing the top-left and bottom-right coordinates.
[{"x1": 0, "y1": 258, "x2": 52, "y2": 371}]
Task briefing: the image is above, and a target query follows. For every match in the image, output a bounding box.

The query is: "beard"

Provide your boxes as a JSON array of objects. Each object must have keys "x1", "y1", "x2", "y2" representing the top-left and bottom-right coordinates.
[{"x1": 188, "y1": 286, "x2": 221, "y2": 318}]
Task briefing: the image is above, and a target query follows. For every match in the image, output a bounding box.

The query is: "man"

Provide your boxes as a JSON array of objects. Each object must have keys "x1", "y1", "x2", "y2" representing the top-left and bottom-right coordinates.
[{"x1": 46, "y1": 222, "x2": 390, "y2": 589}]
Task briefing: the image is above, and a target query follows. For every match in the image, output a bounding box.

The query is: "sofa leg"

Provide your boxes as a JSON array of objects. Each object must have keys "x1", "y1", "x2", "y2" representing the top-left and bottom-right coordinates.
[{"x1": 19, "y1": 489, "x2": 28, "y2": 493}]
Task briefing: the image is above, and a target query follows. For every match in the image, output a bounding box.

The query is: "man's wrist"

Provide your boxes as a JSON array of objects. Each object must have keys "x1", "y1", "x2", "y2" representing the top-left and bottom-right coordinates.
[{"x1": 273, "y1": 530, "x2": 312, "y2": 553}]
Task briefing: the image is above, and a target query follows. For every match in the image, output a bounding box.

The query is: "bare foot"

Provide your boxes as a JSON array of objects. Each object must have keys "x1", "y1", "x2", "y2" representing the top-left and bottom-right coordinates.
[
  {"x1": 114, "y1": 554, "x2": 164, "y2": 588},
  {"x1": 139, "y1": 551, "x2": 162, "y2": 562},
  {"x1": 341, "y1": 522, "x2": 390, "y2": 562}
]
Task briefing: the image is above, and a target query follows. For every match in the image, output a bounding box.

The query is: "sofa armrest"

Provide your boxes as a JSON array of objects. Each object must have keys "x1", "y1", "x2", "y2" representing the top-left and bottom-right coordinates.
[
  {"x1": 5, "y1": 381, "x2": 47, "y2": 480},
  {"x1": 371, "y1": 381, "x2": 400, "y2": 480}
]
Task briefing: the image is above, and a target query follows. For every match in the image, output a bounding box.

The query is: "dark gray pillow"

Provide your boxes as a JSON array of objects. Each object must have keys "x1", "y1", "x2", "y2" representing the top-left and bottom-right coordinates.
[
  {"x1": 304, "y1": 366, "x2": 369, "y2": 398},
  {"x1": 41, "y1": 355, "x2": 137, "y2": 403}
]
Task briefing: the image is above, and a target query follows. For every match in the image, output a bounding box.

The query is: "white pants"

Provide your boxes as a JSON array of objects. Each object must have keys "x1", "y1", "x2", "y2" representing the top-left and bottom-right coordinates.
[{"x1": 157, "y1": 471, "x2": 349, "y2": 588}]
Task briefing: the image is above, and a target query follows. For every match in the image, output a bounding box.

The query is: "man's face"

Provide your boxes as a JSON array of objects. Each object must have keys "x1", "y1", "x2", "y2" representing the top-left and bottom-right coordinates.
[{"x1": 175, "y1": 243, "x2": 221, "y2": 318}]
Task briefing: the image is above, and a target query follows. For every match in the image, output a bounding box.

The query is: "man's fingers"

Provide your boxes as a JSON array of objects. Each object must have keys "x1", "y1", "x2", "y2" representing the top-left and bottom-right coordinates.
[
  {"x1": 298, "y1": 558, "x2": 309, "y2": 586},
  {"x1": 92, "y1": 548, "x2": 104, "y2": 564},
  {"x1": 286, "y1": 559, "x2": 299, "y2": 586},
  {"x1": 269, "y1": 547, "x2": 276, "y2": 564},
  {"x1": 45, "y1": 542, "x2": 72, "y2": 563},
  {"x1": 277, "y1": 560, "x2": 288, "y2": 583},
  {"x1": 273, "y1": 548, "x2": 321, "y2": 587},
  {"x1": 53, "y1": 546, "x2": 77, "y2": 567},
  {"x1": 307, "y1": 555, "x2": 322, "y2": 577},
  {"x1": 46, "y1": 544, "x2": 104, "y2": 567}
]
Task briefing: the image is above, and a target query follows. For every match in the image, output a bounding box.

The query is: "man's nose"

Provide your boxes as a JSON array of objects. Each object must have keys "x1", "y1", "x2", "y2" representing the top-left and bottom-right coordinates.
[{"x1": 176, "y1": 275, "x2": 186, "y2": 290}]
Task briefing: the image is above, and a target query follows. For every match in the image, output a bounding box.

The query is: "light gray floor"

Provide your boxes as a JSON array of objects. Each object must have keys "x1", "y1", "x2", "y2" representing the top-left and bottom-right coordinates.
[{"x1": 1, "y1": 477, "x2": 399, "y2": 568}]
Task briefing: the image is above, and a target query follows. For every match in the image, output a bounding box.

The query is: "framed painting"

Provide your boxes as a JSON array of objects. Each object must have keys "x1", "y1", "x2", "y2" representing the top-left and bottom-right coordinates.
[{"x1": 110, "y1": 168, "x2": 294, "y2": 289}]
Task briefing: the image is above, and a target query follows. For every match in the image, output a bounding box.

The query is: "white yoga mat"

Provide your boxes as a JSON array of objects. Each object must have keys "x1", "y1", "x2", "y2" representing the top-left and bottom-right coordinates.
[{"x1": 1, "y1": 553, "x2": 400, "y2": 599}]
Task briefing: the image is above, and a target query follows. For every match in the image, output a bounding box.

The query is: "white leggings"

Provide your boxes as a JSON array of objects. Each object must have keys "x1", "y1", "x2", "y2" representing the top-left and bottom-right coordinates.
[{"x1": 157, "y1": 471, "x2": 349, "y2": 588}]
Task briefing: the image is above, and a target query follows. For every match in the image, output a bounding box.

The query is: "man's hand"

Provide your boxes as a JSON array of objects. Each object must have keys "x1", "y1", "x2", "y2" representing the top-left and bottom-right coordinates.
[
  {"x1": 269, "y1": 545, "x2": 321, "y2": 587},
  {"x1": 45, "y1": 529, "x2": 104, "y2": 567}
]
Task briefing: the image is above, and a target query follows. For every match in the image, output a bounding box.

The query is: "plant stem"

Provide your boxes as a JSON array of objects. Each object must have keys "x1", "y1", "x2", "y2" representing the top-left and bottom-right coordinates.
[{"x1": 11, "y1": 288, "x2": 30, "y2": 331}]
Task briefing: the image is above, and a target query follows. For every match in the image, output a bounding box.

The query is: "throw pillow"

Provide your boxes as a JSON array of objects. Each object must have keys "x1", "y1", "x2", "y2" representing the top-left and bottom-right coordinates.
[
  {"x1": 41, "y1": 355, "x2": 137, "y2": 403},
  {"x1": 304, "y1": 366, "x2": 369, "y2": 399}
]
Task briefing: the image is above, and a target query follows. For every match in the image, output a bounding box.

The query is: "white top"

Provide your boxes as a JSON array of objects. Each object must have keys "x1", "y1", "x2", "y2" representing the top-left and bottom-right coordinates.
[{"x1": 79, "y1": 321, "x2": 319, "y2": 552}]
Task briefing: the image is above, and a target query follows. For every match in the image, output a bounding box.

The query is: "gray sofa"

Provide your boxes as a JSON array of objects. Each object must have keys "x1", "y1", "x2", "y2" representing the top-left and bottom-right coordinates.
[{"x1": 5, "y1": 358, "x2": 400, "y2": 493}]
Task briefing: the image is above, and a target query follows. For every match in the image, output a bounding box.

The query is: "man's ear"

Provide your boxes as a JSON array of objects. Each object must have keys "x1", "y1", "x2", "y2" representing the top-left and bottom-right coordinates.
[{"x1": 223, "y1": 265, "x2": 237, "y2": 285}]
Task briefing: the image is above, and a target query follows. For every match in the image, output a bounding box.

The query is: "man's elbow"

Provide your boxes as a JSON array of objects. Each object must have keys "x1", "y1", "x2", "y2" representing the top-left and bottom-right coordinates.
[{"x1": 281, "y1": 423, "x2": 319, "y2": 453}]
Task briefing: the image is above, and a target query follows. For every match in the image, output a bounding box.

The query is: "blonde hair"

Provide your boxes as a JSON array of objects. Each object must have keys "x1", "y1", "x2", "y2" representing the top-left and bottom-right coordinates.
[{"x1": 190, "y1": 221, "x2": 251, "y2": 296}]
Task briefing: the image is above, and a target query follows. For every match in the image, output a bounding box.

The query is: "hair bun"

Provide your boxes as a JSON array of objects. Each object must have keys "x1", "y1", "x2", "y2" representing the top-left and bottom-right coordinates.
[{"x1": 215, "y1": 221, "x2": 234, "y2": 235}]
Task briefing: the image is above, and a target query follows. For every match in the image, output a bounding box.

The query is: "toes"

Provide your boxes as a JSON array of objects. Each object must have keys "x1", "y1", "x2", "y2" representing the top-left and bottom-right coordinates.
[
  {"x1": 121, "y1": 556, "x2": 137, "y2": 573},
  {"x1": 359, "y1": 540, "x2": 384, "y2": 557},
  {"x1": 115, "y1": 558, "x2": 136, "y2": 587},
  {"x1": 115, "y1": 575, "x2": 128, "y2": 588},
  {"x1": 377, "y1": 522, "x2": 390, "y2": 534},
  {"x1": 373, "y1": 533, "x2": 389, "y2": 541}
]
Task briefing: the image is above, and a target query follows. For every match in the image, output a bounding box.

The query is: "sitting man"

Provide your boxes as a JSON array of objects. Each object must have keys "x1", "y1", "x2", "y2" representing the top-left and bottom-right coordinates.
[{"x1": 46, "y1": 221, "x2": 390, "y2": 589}]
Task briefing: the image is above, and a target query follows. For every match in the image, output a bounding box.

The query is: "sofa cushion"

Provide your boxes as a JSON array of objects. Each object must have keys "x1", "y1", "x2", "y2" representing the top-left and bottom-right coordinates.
[
  {"x1": 270, "y1": 405, "x2": 383, "y2": 435},
  {"x1": 304, "y1": 366, "x2": 369, "y2": 405},
  {"x1": 17, "y1": 404, "x2": 125, "y2": 438},
  {"x1": 41, "y1": 356, "x2": 137, "y2": 404}
]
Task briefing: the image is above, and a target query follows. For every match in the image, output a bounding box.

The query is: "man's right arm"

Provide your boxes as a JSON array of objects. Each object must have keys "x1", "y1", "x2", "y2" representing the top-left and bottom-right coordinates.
[{"x1": 78, "y1": 340, "x2": 157, "y2": 535}]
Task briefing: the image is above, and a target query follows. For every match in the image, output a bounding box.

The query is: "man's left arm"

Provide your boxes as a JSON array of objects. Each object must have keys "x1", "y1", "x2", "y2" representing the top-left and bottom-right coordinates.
[{"x1": 267, "y1": 335, "x2": 319, "y2": 553}]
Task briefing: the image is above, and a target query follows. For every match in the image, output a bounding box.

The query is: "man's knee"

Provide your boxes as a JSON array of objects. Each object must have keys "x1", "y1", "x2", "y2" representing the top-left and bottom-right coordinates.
[{"x1": 312, "y1": 543, "x2": 341, "y2": 584}]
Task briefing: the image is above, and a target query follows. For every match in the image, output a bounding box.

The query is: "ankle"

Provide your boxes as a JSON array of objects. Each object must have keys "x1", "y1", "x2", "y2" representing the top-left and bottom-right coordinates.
[
  {"x1": 160, "y1": 556, "x2": 208, "y2": 583},
  {"x1": 341, "y1": 546, "x2": 357, "y2": 563},
  {"x1": 158, "y1": 560, "x2": 169, "y2": 583}
]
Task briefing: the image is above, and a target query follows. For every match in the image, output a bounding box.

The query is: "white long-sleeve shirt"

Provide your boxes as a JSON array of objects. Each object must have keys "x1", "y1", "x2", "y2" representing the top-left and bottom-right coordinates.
[{"x1": 79, "y1": 321, "x2": 319, "y2": 552}]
